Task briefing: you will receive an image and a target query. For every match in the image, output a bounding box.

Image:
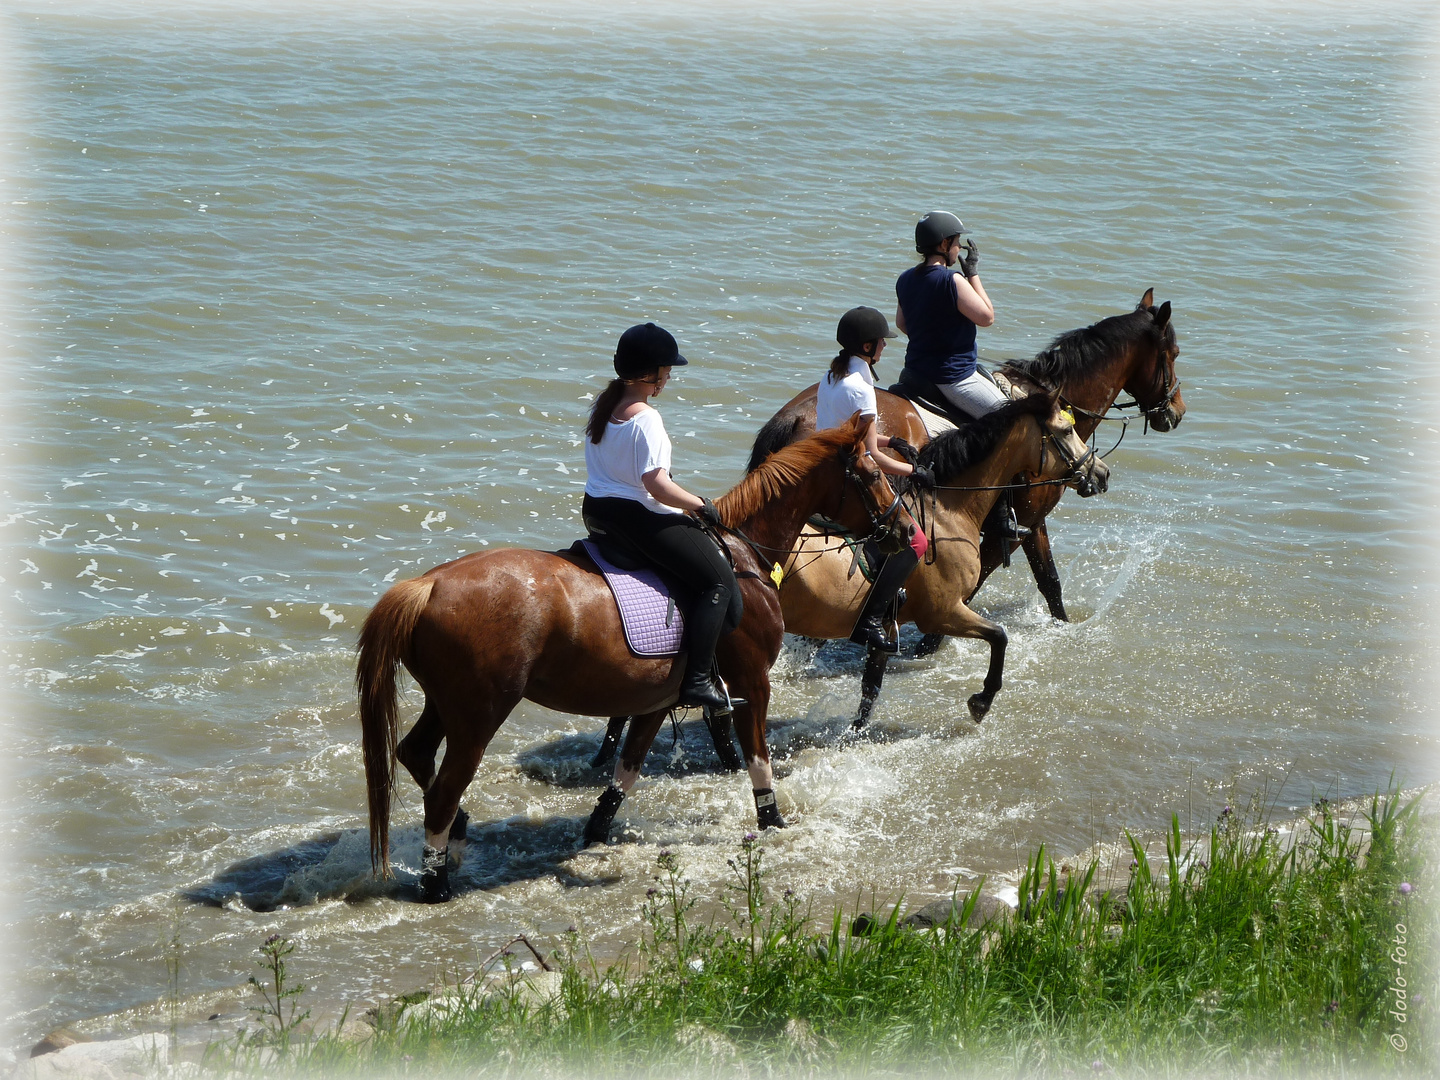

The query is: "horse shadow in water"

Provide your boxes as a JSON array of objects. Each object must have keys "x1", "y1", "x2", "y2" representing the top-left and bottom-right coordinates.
[
  {"x1": 181, "y1": 814, "x2": 624, "y2": 911},
  {"x1": 514, "y1": 710, "x2": 744, "y2": 789}
]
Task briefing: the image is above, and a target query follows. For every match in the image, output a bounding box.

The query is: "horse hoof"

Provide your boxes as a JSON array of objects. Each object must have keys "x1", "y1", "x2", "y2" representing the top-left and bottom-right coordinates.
[
  {"x1": 420, "y1": 870, "x2": 453, "y2": 904},
  {"x1": 966, "y1": 693, "x2": 993, "y2": 721}
]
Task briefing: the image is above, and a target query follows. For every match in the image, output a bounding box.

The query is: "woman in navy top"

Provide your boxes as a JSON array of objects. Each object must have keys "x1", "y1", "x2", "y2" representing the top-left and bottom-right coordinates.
[
  {"x1": 894, "y1": 211, "x2": 1004, "y2": 419},
  {"x1": 895, "y1": 212, "x2": 1027, "y2": 545}
]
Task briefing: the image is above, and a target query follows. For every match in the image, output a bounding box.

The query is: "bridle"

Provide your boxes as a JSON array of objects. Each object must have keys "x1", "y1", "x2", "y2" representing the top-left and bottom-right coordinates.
[{"x1": 714, "y1": 445, "x2": 909, "y2": 577}]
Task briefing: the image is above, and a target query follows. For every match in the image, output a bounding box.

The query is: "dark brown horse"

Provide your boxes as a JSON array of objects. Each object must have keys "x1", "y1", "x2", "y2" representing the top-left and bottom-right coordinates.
[
  {"x1": 356, "y1": 415, "x2": 913, "y2": 901},
  {"x1": 749, "y1": 290, "x2": 1185, "y2": 624}
]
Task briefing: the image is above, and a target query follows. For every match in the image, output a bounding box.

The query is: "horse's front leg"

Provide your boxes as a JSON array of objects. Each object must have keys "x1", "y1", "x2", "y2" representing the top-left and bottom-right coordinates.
[
  {"x1": 728, "y1": 680, "x2": 784, "y2": 829},
  {"x1": 1020, "y1": 521, "x2": 1068, "y2": 622},
  {"x1": 591, "y1": 716, "x2": 630, "y2": 768},
  {"x1": 583, "y1": 708, "x2": 669, "y2": 846},
  {"x1": 925, "y1": 603, "x2": 1008, "y2": 722},
  {"x1": 855, "y1": 646, "x2": 889, "y2": 729}
]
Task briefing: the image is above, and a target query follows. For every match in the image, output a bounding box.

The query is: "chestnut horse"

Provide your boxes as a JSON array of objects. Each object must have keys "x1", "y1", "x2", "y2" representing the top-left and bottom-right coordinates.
[
  {"x1": 356, "y1": 416, "x2": 914, "y2": 901},
  {"x1": 748, "y1": 290, "x2": 1185, "y2": 624},
  {"x1": 776, "y1": 391, "x2": 1107, "y2": 723}
]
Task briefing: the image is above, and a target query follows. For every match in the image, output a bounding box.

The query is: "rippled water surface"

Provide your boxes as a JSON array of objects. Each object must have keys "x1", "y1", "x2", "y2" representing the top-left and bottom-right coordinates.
[{"x1": 1, "y1": 0, "x2": 1437, "y2": 1050}]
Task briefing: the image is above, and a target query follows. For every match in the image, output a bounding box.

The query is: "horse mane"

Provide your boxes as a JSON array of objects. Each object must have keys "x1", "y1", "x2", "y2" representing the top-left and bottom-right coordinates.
[
  {"x1": 719, "y1": 417, "x2": 863, "y2": 527},
  {"x1": 1004, "y1": 309, "x2": 1174, "y2": 388},
  {"x1": 745, "y1": 411, "x2": 804, "y2": 474},
  {"x1": 916, "y1": 393, "x2": 1055, "y2": 484}
]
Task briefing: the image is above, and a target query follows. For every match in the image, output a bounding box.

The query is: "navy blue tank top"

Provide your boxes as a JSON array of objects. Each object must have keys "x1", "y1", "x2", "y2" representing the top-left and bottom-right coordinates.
[{"x1": 895, "y1": 262, "x2": 978, "y2": 384}]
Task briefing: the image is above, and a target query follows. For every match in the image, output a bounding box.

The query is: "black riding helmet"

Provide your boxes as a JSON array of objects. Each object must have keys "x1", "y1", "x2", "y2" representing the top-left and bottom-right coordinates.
[
  {"x1": 915, "y1": 210, "x2": 966, "y2": 255},
  {"x1": 614, "y1": 322, "x2": 688, "y2": 379},
  {"x1": 837, "y1": 306, "x2": 897, "y2": 353}
]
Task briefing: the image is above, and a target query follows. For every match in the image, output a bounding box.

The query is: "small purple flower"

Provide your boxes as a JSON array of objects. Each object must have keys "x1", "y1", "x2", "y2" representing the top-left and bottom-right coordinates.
[
  {"x1": 566, "y1": 925, "x2": 577, "y2": 934},
  {"x1": 744, "y1": 832, "x2": 758, "y2": 842},
  {"x1": 646, "y1": 887, "x2": 658, "y2": 898},
  {"x1": 1091, "y1": 1060, "x2": 1105, "y2": 1072},
  {"x1": 1326, "y1": 1000, "x2": 1339, "y2": 1013},
  {"x1": 1220, "y1": 805, "x2": 1233, "y2": 818},
  {"x1": 1400, "y1": 882, "x2": 1413, "y2": 895}
]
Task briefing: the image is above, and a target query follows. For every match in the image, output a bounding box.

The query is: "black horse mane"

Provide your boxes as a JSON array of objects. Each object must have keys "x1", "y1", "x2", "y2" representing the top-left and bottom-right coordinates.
[
  {"x1": 746, "y1": 412, "x2": 804, "y2": 473},
  {"x1": 916, "y1": 393, "x2": 1055, "y2": 485},
  {"x1": 1005, "y1": 309, "x2": 1174, "y2": 388}
]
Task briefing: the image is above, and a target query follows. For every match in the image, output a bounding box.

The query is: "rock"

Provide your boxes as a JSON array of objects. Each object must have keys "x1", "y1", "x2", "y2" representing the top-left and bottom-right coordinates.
[
  {"x1": 12, "y1": 1034, "x2": 165, "y2": 1080},
  {"x1": 30, "y1": 1031, "x2": 89, "y2": 1059},
  {"x1": 904, "y1": 891, "x2": 1012, "y2": 930}
]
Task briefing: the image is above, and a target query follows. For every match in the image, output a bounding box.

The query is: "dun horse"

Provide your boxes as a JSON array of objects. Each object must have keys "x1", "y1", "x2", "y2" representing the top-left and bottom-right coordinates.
[
  {"x1": 776, "y1": 391, "x2": 1106, "y2": 722},
  {"x1": 356, "y1": 416, "x2": 914, "y2": 902}
]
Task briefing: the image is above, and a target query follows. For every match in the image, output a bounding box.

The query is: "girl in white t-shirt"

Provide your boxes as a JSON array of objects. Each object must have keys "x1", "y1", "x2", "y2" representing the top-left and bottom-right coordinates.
[
  {"x1": 581, "y1": 322, "x2": 742, "y2": 716},
  {"x1": 817, "y1": 306, "x2": 933, "y2": 654}
]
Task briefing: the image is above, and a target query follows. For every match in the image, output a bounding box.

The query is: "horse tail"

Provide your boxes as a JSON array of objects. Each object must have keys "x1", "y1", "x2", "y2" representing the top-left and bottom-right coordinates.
[
  {"x1": 356, "y1": 575, "x2": 435, "y2": 877},
  {"x1": 745, "y1": 412, "x2": 803, "y2": 473}
]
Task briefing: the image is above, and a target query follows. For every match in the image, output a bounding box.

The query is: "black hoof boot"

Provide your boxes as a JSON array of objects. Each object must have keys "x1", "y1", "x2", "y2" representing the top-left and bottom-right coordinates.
[
  {"x1": 754, "y1": 788, "x2": 786, "y2": 830},
  {"x1": 583, "y1": 783, "x2": 625, "y2": 846},
  {"x1": 420, "y1": 844, "x2": 453, "y2": 903}
]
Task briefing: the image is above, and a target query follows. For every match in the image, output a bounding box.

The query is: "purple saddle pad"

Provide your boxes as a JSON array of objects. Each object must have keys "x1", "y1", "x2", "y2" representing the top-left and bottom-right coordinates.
[{"x1": 580, "y1": 539, "x2": 685, "y2": 658}]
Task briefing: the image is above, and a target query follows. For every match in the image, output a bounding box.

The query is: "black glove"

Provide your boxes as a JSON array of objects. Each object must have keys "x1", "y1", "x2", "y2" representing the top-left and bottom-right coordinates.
[
  {"x1": 959, "y1": 239, "x2": 980, "y2": 279},
  {"x1": 909, "y1": 465, "x2": 936, "y2": 491},
  {"x1": 887, "y1": 436, "x2": 920, "y2": 465},
  {"x1": 696, "y1": 498, "x2": 723, "y2": 528}
]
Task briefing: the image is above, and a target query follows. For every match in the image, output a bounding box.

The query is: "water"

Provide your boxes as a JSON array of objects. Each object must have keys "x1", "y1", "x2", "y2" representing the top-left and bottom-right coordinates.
[{"x1": 1, "y1": 0, "x2": 1437, "y2": 1051}]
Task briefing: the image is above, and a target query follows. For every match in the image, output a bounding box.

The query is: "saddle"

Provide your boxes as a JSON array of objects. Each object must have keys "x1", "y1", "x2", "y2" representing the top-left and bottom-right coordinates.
[{"x1": 887, "y1": 364, "x2": 1017, "y2": 439}]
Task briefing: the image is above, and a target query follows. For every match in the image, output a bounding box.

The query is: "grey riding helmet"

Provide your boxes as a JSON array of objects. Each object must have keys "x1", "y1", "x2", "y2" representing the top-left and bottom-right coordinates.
[
  {"x1": 915, "y1": 210, "x2": 966, "y2": 254},
  {"x1": 837, "y1": 306, "x2": 897, "y2": 353},
  {"x1": 614, "y1": 322, "x2": 688, "y2": 379}
]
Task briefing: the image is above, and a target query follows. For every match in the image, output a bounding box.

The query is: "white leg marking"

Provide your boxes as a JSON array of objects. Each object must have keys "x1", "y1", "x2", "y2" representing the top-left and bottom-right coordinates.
[
  {"x1": 613, "y1": 762, "x2": 641, "y2": 792},
  {"x1": 747, "y1": 757, "x2": 773, "y2": 791},
  {"x1": 425, "y1": 829, "x2": 449, "y2": 851}
]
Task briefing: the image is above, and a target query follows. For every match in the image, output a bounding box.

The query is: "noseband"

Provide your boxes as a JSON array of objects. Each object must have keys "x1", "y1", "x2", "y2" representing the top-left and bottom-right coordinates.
[
  {"x1": 1039, "y1": 412, "x2": 1098, "y2": 487},
  {"x1": 840, "y1": 452, "x2": 907, "y2": 546}
]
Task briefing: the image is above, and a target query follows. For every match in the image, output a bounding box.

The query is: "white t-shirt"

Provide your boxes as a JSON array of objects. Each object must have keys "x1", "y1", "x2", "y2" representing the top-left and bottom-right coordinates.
[
  {"x1": 583, "y1": 405, "x2": 683, "y2": 515},
  {"x1": 816, "y1": 354, "x2": 877, "y2": 431}
]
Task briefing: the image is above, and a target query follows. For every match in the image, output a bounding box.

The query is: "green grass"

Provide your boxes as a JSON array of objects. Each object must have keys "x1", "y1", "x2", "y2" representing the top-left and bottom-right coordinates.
[{"x1": 266, "y1": 787, "x2": 1433, "y2": 1078}]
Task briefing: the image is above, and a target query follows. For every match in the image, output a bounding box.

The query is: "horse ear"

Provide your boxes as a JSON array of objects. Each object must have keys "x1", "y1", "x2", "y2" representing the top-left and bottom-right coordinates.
[
  {"x1": 1154, "y1": 301, "x2": 1171, "y2": 329},
  {"x1": 1138, "y1": 287, "x2": 1155, "y2": 311}
]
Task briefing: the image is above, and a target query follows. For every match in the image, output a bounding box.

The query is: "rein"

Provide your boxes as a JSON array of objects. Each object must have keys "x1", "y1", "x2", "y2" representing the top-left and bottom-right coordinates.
[{"x1": 717, "y1": 451, "x2": 905, "y2": 586}]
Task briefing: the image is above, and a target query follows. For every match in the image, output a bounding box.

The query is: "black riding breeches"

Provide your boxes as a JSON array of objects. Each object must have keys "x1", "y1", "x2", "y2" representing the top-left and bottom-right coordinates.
[{"x1": 581, "y1": 495, "x2": 743, "y2": 633}]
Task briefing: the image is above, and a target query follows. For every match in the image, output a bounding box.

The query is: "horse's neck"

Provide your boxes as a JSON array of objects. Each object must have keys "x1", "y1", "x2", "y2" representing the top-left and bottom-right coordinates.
[
  {"x1": 935, "y1": 420, "x2": 1038, "y2": 528},
  {"x1": 1058, "y1": 344, "x2": 1142, "y2": 436},
  {"x1": 731, "y1": 471, "x2": 833, "y2": 566}
]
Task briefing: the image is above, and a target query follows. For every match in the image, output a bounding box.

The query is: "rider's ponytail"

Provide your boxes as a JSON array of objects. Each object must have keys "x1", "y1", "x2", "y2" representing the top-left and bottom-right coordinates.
[
  {"x1": 826, "y1": 351, "x2": 850, "y2": 385},
  {"x1": 587, "y1": 378, "x2": 628, "y2": 444}
]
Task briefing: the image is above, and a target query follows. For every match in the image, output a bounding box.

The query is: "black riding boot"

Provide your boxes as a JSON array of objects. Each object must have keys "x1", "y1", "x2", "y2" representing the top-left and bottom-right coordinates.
[
  {"x1": 678, "y1": 585, "x2": 745, "y2": 712},
  {"x1": 849, "y1": 546, "x2": 920, "y2": 654}
]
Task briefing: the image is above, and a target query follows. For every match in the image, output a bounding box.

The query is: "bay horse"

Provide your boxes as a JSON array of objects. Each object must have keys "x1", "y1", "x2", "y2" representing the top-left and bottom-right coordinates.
[
  {"x1": 773, "y1": 390, "x2": 1107, "y2": 723},
  {"x1": 748, "y1": 290, "x2": 1185, "y2": 622},
  {"x1": 748, "y1": 290, "x2": 1184, "y2": 721},
  {"x1": 356, "y1": 415, "x2": 914, "y2": 902}
]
